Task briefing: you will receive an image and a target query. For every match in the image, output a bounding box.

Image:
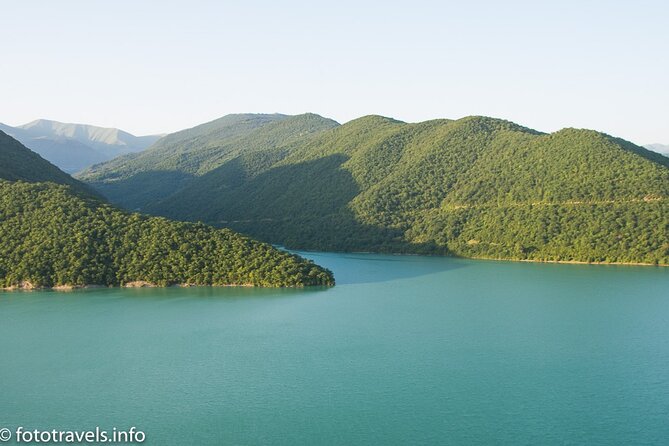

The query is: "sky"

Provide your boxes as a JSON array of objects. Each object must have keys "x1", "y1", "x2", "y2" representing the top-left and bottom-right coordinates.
[{"x1": 1, "y1": 0, "x2": 667, "y2": 145}]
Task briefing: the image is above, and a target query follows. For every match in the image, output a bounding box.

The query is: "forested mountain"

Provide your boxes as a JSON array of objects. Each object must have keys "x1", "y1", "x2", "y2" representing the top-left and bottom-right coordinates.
[
  {"x1": 81, "y1": 114, "x2": 669, "y2": 265},
  {"x1": 0, "y1": 119, "x2": 162, "y2": 173},
  {"x1": 77, "y1": 113, "x2": 339, "y2": 208},
  {"x1": 0, "y1": 132, "x2": 333, "y2": 288}
]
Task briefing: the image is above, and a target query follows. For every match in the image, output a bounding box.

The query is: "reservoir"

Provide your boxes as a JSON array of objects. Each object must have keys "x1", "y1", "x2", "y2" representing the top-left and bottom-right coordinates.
[{"x1": 1, "y1": 252, "x2": 668, "y2": 445}]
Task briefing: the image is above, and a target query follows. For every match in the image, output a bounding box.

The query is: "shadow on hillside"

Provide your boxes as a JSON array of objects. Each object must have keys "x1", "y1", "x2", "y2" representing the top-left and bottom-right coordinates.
[
  {"x1": 194, "y1": 154, "x2": 446, "y2": 255},
  {"x1": 90, "y1": 170, "x2": 195, "y2": 210}
]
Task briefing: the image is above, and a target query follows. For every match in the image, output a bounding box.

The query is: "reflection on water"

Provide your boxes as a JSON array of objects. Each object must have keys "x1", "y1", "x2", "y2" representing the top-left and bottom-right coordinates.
[{"x1": 295, "y1": 250, "x2": 468, "y2": 285}]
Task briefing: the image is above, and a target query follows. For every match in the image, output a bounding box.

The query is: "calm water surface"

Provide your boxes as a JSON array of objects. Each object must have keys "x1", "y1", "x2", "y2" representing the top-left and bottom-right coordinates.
[{"x1": 1, "y1": 253, "x2": 668, "y2": 445}]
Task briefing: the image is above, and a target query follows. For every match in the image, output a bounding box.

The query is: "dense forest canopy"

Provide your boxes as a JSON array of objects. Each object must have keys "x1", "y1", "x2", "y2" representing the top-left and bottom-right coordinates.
[
  {"x1": 81, "y1": 114, "x2": 669, "y2": 265},
  {"x1": 0, "y1": 181, "x2": 333, "y2": 288},
  {"x1": 0, "y1": 132, "x2": 334, "y2": 288},
  {"x1": 77, "y1": 113, "x2": 339, "y2": 208}
]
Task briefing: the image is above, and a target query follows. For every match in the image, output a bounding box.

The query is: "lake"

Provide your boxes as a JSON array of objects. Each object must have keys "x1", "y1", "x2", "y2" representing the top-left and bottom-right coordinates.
[{"x1": 1, "y1": 252, "x2": 668, "y2": 445}]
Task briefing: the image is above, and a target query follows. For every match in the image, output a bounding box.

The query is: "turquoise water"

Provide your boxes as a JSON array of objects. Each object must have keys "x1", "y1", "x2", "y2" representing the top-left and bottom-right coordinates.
[{"x1": 1, "y1": 253, "x2": 668, "y2": 445}]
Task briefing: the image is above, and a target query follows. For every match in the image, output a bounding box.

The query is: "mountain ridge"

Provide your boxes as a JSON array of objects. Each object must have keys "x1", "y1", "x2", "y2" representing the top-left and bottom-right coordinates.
[
  {"x1": 18, "y1": 119, "x2": 161, "y2": 149},
  {"x1": 77, "y1": 113, "x2": 340, "y2": 208},
  {"x1": 79, "y1": 112, "x2": 669, "y2": 265}
]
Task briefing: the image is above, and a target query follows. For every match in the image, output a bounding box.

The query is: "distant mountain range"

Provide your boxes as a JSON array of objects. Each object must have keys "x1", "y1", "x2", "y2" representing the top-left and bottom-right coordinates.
[
  {"x1": 0, "y1": 119, "x2": 163, "y2": 173},
  {"x1": 645, "y1": 143, "x2": 669, "y2": 156},
  {"x1": 79, "y1": 113, "x2": 669, "y2": 265},
  {"x1": 0, "y1": 129, "x2": 94, "y2": 196}
]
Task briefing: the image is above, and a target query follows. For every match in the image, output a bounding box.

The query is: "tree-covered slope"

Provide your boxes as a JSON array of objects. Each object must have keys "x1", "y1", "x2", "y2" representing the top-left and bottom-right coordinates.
[
  {"x1": 0, "y1": 130, "x2": 94, "y2": 195},
  {"x1": 77, "y1": 113, "x2": 339, "y2": 208},
  {"x1": 83, "y1": 115, "x2": 669, "y2": 265},
  {"x1": 0, "y1": 181, "x2": 334, "y2": 288}
]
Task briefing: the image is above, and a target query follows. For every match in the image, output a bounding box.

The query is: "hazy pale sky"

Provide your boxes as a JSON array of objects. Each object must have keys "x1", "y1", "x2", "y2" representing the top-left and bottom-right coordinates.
[{"x1": 1, "y1": 0, "x2": 667, "y2": 144}]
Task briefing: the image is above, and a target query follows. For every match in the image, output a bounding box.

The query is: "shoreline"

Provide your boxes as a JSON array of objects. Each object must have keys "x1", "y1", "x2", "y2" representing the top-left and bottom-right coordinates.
[
  {"x1": 2, "y1": 252, "x2": 665, "y2": 293},
  {"x1": 0, "y1": 281, "x2": 299, "y2": 292},
  {"x1": 288, "y1": 247, "x2": 669, "y2": 267},
  {"x1": 472, "y1": 256, "x2": 669, "y2": 267}
]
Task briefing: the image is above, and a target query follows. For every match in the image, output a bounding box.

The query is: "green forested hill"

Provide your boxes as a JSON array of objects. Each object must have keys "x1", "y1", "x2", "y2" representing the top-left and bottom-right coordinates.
[
  {"x1": 0, "y1": 132, "x2": 333, "y2": 288},
  {"x1": 0, "y1": 181, "x2": 333, "y2": 288},
  {"x1": 0, "y1": 130, "x2": 93, "y2": 195},
  {"x1": 82, "y1": 115, "x2": 669, "y2": 265},
  {"x1": 77, "y1": 113, "x2": 339, "y2": 208}
]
